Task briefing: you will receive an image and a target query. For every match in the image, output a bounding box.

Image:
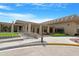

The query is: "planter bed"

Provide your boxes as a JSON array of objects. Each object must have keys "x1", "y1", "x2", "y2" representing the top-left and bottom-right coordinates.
[
  {"x1": 70, "y1": 38, "x2": 79, "y2": 43},
  {"x1": 50, "y1": 33, "x2": 68, "y2": 36}
]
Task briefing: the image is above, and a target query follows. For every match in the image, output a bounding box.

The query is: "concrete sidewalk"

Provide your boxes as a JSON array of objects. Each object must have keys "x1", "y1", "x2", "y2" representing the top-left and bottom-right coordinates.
[{"x1": 43, "y1": 36, "x2": 78, "y2": 44}]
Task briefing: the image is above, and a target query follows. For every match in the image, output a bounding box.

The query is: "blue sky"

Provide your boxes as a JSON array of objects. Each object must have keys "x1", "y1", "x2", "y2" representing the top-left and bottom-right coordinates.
[{"x1": 0, "y1": 3, "x2": 79, "y2": 23}]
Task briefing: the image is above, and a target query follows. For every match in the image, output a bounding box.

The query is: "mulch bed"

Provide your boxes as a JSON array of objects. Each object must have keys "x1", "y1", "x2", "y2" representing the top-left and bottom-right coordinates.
[{"x1": 70, "y1": 38, "x2": 79, "y2": 43}]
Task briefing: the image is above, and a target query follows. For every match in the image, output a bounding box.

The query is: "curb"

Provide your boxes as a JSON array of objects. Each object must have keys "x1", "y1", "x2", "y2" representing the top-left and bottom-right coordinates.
[
  {"x1": 0, "y1": 39, "x2": 23, "y2": 43},
  {"x1": 0, "y1": 42, "x2": 79, "y2": 51},
  {"x1": 48, "y1": 43, "x2": 79, "y2": 46}
]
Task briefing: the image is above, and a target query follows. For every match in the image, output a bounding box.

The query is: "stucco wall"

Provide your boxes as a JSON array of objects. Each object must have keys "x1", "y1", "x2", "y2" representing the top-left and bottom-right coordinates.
[
  {"x1": 51, "y1": 22, "x2": 77, "y2": 35},
  {"x1": 64, "y1": 22, "x2": 77, "y2": 35}
]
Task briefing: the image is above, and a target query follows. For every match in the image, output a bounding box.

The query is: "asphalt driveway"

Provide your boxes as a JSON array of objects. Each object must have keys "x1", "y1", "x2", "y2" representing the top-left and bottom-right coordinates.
[{"x1": 0, "y1": 36, "x2": 78, "y2": 56}]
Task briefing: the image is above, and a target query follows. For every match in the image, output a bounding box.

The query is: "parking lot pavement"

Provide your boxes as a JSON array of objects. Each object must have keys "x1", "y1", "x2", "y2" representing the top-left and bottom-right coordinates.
[{"x1": 0, "y1": 45, "x2": 79, "y2": 56}]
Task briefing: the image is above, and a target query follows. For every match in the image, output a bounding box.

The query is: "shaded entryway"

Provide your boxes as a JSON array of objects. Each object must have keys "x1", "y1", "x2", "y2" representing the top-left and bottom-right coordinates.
[
  {"x1": 55, "y1": 28, "x2": 64, "y2": 33},
  {"x1": 49, "y1": 27, "x2": 54, "y2": 33}
]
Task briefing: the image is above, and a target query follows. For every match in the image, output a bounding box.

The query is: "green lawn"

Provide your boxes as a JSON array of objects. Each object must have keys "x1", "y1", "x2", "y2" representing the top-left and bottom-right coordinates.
[
  {"x1": 0, "y1": 32, "x2": 19, "y2": 37},
  {"x1": 50, "y1": 33, "x2": 67, "y2": 36}
]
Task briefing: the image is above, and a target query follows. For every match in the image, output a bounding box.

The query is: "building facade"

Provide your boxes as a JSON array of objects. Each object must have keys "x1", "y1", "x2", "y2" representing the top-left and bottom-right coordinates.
[{"x1": 0, "y1": 15, "x2": 79, "y2": 35}]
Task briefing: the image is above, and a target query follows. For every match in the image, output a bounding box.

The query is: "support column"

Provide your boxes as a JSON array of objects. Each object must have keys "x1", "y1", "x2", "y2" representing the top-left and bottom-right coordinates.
[
  {"x1": 11, "y1": 22, "x2": 14, "y2": 32},
  {"x1": 42, "y1": 26, "x2": 44, "y2": 33},
  {"x1": 53, "y1": 27, "x2": 55, "y2": 33},
  {"x1": 47, "y1": 26, "x2": 50, "y2": 33},
  {"x1": 25, "y1": 24, "x2": 28, "y2": 32},
  {"x1": 39, "y1": 25, "x2": 42, "y2": 35},
  {"x1": 17, "y1": 26, "x2": 19, "y2": 32},
  {"x1": 35, "y1": 27, "x2": 37, "y2": 33},
  {"x1": 31, "y1": 27, "x2": 33, "y2": 32},
  {"x1": 22, "y1": 26, "x2": 25, "y2": 32},
  {"x1": 28, "y1": 23, "x2": 31, "y2": 33}
]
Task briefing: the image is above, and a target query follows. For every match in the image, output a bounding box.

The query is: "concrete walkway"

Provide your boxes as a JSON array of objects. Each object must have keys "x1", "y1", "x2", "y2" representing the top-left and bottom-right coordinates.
[{"x1": 43, "y1": 36, "x2": 78, "y2": 44}]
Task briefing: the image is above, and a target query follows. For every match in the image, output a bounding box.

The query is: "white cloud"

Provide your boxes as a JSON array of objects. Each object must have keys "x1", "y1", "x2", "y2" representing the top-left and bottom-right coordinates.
[
  {"x1": 15, "y1": 3, "x2": 25, "y2": 7},
  {"x1": 9, "y1": 13, "x2": 35, "y2": 19},
  {"x1": 31, "y1": 3, "x2": 68, "y2": 9},
  {"x1": 0, "y1": 5, "x2": 12, "y2": 10},
  {"x1": 33, "y1": 18, "x2": 53, "y2": 23},
  {"x1": 31, "y1": 3, "x2": 47, "y2": 6},
  {"x1": 0, "y1": 12, "x2": 36, "y2": 20},
  {"x1": 0, "y1": 12, "x2": 52, "y2": 23},
  {"x1": 53, "y1": 3, "x2": 68, "y2": 8},
  {"x1": 16, "y1": 3, "x2": 23, "y2": 7},
  {"x1": 22, "y1": 18, "x2": 53, "y2": 23}
]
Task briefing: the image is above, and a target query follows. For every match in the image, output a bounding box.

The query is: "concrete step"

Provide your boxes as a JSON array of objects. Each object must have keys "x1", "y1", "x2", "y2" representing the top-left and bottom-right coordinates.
[
  {"x1": 0, "y1": 37, "x2": 23, "y2": 43},
  {"x1": 21, "y1": 32, "x2": 41, "y2": 39}
]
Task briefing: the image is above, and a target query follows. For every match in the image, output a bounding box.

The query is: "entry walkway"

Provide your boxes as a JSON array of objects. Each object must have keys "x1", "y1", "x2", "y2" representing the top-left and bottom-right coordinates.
[{"x1": 43, "y1": 36, "x2": 78, "y2": 44}]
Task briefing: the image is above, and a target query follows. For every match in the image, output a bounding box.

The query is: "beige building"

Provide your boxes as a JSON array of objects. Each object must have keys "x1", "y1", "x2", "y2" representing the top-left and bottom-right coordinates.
[{"x1": 0, "y1": 15, "x2": 79, "y2": 35}]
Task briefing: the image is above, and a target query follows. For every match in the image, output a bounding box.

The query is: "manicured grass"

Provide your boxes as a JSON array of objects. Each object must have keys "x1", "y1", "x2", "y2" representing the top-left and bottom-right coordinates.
[
  {"x1": 50, "y1": 33, "x2": 67, "y2": 36},
  {"x1": 0, "y1": 32, "x2": 19, "y2": 37}
]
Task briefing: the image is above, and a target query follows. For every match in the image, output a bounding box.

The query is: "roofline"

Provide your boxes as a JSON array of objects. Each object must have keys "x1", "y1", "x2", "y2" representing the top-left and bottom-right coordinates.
[{"x1": 0, "y1": 14, "x2": 79, "y2": 25}]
